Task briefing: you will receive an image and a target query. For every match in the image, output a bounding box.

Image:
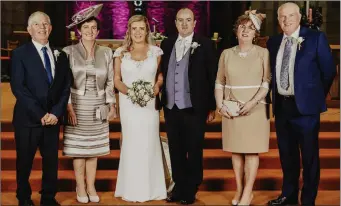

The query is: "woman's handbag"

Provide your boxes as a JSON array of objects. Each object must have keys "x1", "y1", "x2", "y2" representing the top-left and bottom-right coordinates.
[
  {"x1": 95, "y1": 104, "x2": 110, "y2": 121},
  {"x1": 223, "y1": 99, "x2": 240, "y2": 117}
]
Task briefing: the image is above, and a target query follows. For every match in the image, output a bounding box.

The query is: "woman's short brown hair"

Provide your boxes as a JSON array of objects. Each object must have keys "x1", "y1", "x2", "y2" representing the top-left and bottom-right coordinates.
[
  {"x1": 233, "y1": 14, "x2": 260, "y2": 38},
  {"x1": 77, "y1": 16, "x2": 101, "y2": 30}
]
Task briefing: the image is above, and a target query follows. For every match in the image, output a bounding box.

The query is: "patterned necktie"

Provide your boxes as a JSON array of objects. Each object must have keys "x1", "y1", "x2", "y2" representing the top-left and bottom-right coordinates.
[
  {"x1": 42, "y1": 47, "x2": 53, "y2": 84},
  {"x1": 280, "y1": 37, "x2": 293, "y2": 90}
]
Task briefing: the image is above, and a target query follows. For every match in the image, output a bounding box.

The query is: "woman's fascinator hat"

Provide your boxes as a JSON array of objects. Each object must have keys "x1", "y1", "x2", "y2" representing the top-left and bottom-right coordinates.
[
  {"x1": 245, "y1": 10, "x2": 266, "y2": 31},
  {"x1": 66, "y1": 4, "x2": 103, "y2": 29}
]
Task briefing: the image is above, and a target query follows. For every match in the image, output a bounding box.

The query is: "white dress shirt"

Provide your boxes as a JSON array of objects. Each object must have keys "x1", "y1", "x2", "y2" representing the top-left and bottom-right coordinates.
[
  {"x1": 276, "y1": 26, "x2": 300, "y2": 95},
  {"x1": 175, "y1": 32, "x2": 194, "y2": 62},
  {"x1": 32, "y1": 39, "x2": 56, "y2": 78}
]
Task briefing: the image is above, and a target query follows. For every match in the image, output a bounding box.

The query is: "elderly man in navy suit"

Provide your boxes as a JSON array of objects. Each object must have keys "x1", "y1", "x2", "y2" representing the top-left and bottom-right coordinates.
[
  {"x1": 10, "y1": 11, "x2": 71, "y2": 206},
  {"x1": 266, "y1": 2, "x2": 336, "y2": 206}
]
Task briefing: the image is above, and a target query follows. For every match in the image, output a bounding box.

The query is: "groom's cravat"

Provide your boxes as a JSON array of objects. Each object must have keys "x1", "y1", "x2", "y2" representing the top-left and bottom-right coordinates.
[
  {"x1": 42, "y1": 46, "x2": 53, "y2": 84},
  {"x1": 176, "y1": 38, "x2": 187, "y2": 62},
  {"x1": 280, "y1": 37, "x2": 293, "y2": 90}
]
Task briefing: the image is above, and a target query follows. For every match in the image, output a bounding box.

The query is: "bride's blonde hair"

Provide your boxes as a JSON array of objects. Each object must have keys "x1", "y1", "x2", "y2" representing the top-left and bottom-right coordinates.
[{"x1": 121, "y1": 15, "x2": 152, "y2": 55}]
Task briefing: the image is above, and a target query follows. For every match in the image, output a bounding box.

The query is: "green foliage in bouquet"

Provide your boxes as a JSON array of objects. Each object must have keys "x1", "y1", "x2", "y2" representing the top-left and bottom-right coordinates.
[{"x1": 127, "y1": 80, "x2": 155, "y2": 107}]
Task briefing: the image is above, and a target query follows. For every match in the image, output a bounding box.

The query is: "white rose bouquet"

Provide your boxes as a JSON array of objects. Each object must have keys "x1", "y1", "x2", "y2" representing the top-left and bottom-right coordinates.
[{"x1": 127, "y1": 79, "x2": 155, "y2": 107}]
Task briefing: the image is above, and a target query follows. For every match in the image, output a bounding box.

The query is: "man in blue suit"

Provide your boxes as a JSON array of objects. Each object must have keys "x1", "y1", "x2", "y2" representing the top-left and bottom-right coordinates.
[
  {"x1": 10, "y1": 11, "x2": 71, "y2": 206},
  {"x1": 266, "y1": 3, "x2": 336, "y2": 206}
]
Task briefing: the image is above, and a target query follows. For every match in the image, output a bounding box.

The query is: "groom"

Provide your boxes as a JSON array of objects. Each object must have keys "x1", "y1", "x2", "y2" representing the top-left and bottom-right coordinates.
[
  {"x1": 160, "y1": 8, "x2": 217, "y2": 205},
  {"x1": 10, "y1": 11, "x2": 71, "y2": 206},
  {"x1": 267, "y1": 2, "x2": 336, "y2": 206}
]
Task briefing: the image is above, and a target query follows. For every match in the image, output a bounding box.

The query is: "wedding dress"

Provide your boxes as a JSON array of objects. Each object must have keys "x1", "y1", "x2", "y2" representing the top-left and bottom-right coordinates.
[{"x1": 114, "y1": 45, "x2": 167, "y2": 202}]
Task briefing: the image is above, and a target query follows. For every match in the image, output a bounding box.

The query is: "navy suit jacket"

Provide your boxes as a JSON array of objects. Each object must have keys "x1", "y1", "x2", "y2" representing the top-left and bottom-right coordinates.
[
  {"x1": 267, "y1": 27, "x2": 336, "y2": 115},
  {"x1": 10, "y1": 41, "x2": 71, "y2": 127}
]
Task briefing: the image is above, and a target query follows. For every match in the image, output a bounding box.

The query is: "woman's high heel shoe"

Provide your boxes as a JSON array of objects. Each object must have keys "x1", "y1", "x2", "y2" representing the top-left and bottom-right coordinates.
[
  {"x1": 231, "y1": 199, "x2": 239, "y2": 206},
  {"x1": 76, "y1": 188, "x2": 89, "y2": 204},
  {"x1": 87, "y1": 191, "x2": 100, "y2": 203}
]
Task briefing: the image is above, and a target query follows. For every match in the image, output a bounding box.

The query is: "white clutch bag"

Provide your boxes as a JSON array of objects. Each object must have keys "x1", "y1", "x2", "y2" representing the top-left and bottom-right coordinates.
[
  {"x1": 95, "y1": 104, "x2": 110, "y2": 121},
  {"x1": 223, "y1": 100, "x2": 240, "y2": 117}
]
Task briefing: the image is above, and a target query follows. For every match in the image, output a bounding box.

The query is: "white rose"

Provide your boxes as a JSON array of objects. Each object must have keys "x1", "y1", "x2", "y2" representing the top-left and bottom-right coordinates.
[
  {"x1": 128, "y1": 89, "x2": 135, "y2": 97},
  {"x1": 137, "y1": 85, "x2": 142, "y2": 90},
  {"x1": 144, "y1": 95, "x2": 150, "y2": 102}
]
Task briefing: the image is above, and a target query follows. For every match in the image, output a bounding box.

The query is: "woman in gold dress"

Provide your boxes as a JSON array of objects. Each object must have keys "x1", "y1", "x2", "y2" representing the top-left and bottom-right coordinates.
[{"x1": 215, "y1": 10, "x2": 270, "y2": 205}]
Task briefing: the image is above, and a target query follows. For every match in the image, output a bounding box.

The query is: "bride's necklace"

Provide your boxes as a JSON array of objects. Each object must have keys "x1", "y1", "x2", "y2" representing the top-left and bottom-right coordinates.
[{"x1": 238, "y1": 45, "x2": 254, "y2": 58}]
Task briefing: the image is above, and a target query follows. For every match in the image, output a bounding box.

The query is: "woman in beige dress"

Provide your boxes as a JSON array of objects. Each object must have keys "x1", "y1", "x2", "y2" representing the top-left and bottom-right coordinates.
[
  {"x1": 63, "y1": 4, "x2": 117, "y2": 204},
  {"x1": 215, "y1": 10, "x2": 270, "y2": 205}
]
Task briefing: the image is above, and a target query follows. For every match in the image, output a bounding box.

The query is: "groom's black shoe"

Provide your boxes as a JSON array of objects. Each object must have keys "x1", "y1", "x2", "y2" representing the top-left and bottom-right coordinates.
[
  {"x1": 268, "y1": 195, "x2": 298, "y2": 206},
  {"x1": 166, "y1": 193, "x2": 182, "y2": 203},
  {"x1": 40, "y1": 197, "x2": 60, "y2": 206},
  {"x1": 180, "y1": 196, "x2": 196, "y2": 205},
  {"x1": 19, "y1": 199, "x2": 35, "y2": 206}
]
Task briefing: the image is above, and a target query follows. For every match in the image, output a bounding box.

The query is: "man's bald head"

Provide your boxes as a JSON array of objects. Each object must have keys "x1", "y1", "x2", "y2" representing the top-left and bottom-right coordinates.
[
  {"x1": 277, "y1": 2, "x2": 302, "y2": 36},
  {"x1": 175, "y1": 8, "x2": 196, "y2": 37},
  {"x1": 277, "y1": 2, "x2": 300, "y2": 16}
]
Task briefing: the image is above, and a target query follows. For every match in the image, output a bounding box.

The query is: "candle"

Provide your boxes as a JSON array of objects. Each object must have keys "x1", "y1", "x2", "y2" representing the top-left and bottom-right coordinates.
[
  {"x1": 213, "y1": 32, "x2": 218, "y2": 38},
  {"x1": 153, "y1": 25, "x2": 156, "y2": 33},
  {"x1": 306, "y1": 0, "x2": 309, "y2": 16},
  {"x1": 308, "y1": 8, "x2": 313, "y2": 23},
  {"x1": 70, "y1": 31, "x2": 76, "y2": 40}
]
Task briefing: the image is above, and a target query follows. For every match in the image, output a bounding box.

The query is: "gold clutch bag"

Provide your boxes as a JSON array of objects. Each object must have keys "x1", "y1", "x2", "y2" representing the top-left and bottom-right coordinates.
[{"x1": 223, "y1": 100, "x2": 240, "y2": 117}]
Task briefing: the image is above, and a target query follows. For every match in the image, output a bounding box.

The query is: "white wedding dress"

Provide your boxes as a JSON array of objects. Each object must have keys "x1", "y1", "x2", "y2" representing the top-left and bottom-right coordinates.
[{"x1": 113, "y1": 45, "x2": 167, "y2": 202}]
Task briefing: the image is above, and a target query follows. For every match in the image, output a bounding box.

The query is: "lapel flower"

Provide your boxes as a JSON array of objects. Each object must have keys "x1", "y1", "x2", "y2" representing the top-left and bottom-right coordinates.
[
  {"x1": 296, "y1": 37, "x2": 305, "y2": 50},
  {"x1": 190, "y1": 42, "x2": 201, "y2": 54},
  {"x1": 53, "y1": 50, "x2": 60, "y2": 60}
]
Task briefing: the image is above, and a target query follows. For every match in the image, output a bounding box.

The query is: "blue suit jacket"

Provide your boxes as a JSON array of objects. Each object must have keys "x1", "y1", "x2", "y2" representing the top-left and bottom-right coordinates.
[
  {"x1": 267, "y1": 27, "x2": 336, "y2": 115},
  {"x1": 10, "y1": 41, "x2": 72, "y2": 127}
]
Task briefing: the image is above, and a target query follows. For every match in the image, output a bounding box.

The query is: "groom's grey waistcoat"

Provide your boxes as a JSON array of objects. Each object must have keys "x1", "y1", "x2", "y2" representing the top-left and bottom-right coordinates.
[{"x1": 165, "y1": 46, "x2": 192, "y2": 109}]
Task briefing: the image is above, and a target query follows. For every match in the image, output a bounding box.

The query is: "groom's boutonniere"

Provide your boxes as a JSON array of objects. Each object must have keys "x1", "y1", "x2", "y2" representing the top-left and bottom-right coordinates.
[
  {"x1": 53, "y1": 50, "x2": 61, "y2": 60},
  {"x1": 190, "y1": 42, "x2": 201, "y2": 54},
  {"x1": 296, "y1": 37, "x2": 305, "y2": 50}
]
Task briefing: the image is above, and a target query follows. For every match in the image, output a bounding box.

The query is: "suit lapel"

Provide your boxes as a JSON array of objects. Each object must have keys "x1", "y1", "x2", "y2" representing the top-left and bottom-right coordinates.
[
  {"x1": 27, "y1": 42, "x2": 50, "y2": 85},
  {"x1": 163, "y1": 36, "x2": 177, "y2": 79},
  {"x1": 188, "y1": 33, "x2": 199, "y2": 75},
  {"x1": 294, "y1": 27, "x2": 308, "y2": 70},
  {"x1": 49, "y1": 46, "x2": 58, "y2": 88}
]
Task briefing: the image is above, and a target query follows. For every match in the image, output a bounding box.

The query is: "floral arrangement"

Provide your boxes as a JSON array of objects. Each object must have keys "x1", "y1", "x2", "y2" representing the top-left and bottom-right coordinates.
[
  {"x1": 127, "y1": 80, "x2": 155, "y2": 107},
  {"x1": 152, "y1": 32, "x2": 167, "y2": 41}
]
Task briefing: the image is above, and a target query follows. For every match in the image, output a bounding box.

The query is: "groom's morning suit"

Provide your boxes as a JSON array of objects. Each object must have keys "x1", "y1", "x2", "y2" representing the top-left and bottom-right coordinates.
[
  {"x1": 267, "y1": 26, "x2": 336, "y2": 205},
  {"x1": 10, "y1": 40, "x2": 71, "y2": 203},
  {"x1": 160, "y1": 33, "x2": 217, "y2": 201}
]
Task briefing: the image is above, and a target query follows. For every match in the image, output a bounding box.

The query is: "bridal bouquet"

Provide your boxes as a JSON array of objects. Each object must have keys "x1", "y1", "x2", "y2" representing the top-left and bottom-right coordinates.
[{"x1": 127, "y1": 80, "x2": 155, "y2": 107}]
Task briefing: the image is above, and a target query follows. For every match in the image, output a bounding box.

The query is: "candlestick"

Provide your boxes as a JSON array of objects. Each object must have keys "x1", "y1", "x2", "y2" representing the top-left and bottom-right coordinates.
[
  {"x1": 70, "y1": 31, "x2": 76, "y2": 40},
  {"x1": 308, "y1": 8, "x2": 313, "y2": 23}
]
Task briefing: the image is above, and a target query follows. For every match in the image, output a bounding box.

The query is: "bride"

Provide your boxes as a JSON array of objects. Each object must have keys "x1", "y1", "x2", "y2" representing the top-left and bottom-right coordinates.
[{"x1": 113, "y1": 15, "x2": 167, "y2": 202}]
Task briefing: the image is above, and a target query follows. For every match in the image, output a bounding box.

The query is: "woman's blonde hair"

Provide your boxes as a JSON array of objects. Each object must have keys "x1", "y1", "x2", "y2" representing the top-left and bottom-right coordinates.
[{"x1": 122, "y1": 15, "x2": 152, "y2": 54}]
